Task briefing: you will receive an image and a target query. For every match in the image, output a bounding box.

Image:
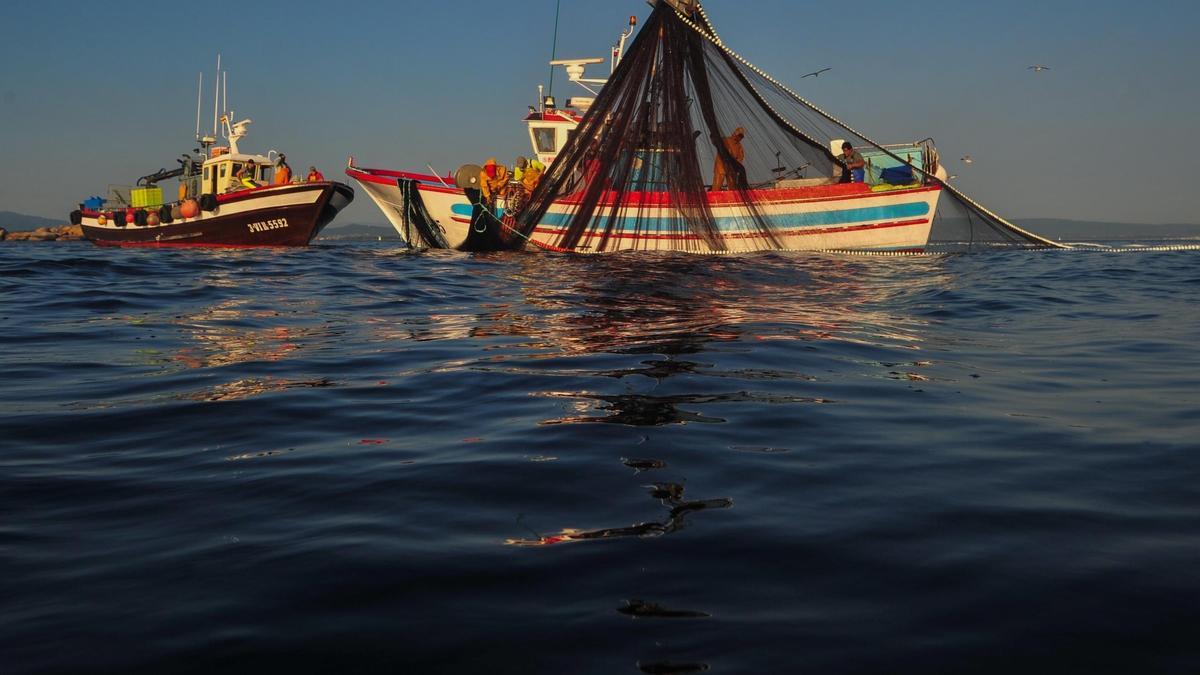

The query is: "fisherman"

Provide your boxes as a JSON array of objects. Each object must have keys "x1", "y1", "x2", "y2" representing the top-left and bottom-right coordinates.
[
  {"x1": 480, "y1": 158, "x2": 509, "y2": 203},
  {"x1": 513, "y1": 156, "x2": 528, "y2": 184},
  {"x1": 711, "y1": 127, "x2": 746, "y2": 191},
  {"x1": 840, "y1": 142, "x2": 866, "y2": 183},
  {"x1": 235, "y1": 161, "x2": 259, "y2": 190},
  {"x1": 523, "y1": 158, "x2": 544, "y2": 193},
  {"x1": 273, "y1": 154, "x2": 292, "y2": 185},
  {"x1": 306, "y1": 166, "x2": 325, "y2": 182}
]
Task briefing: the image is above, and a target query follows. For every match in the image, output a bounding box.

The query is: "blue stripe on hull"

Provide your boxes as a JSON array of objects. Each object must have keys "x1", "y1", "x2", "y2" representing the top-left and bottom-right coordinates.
[{"x1": 541, "y1": 201, "x2": 931, "y2": 233}]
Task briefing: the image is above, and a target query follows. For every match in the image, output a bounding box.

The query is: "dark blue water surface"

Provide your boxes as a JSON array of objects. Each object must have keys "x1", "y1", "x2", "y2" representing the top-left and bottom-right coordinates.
[{"x1": 2, "y1": 242, "x2": 1199, "y2": 674}]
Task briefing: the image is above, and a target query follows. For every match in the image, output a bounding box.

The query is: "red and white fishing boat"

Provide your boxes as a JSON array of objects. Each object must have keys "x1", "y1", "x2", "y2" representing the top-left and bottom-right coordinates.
[
  {"x1": 349, "y1": 0, "x2": 1057, "y2": 254},
  {"x1": 72, "y1": 60, "x2": 353, "y2": 248}
]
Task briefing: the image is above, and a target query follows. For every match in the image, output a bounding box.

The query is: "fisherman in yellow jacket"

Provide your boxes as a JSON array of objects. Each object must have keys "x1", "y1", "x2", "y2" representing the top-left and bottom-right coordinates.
[
  {"x1": 480, "y1": 158, "x2": 509, "y2": 202},
  {"x1": 523, "y1": 159, "x2": 544, "y2": 192}
]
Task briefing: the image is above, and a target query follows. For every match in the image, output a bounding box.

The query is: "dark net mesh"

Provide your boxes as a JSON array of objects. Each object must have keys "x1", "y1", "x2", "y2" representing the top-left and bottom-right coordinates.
[{"x1": 513, "y1": 1, "x2": 1062, "y2": 253}]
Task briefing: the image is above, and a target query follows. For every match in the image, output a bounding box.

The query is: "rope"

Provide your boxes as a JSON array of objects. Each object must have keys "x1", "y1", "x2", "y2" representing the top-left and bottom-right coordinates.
[
  {"x1": 671, "y1": 5, "x2": 1071, "y2": 250},
  {"x1": 476, "y1": 195, "x2": 574, "y2": 253}
]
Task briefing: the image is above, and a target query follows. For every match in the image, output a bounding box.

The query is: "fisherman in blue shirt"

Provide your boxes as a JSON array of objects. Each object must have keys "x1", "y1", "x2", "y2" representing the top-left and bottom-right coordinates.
[{"x1": 840, "y1": 142, "x2": 866, "y2": 183}]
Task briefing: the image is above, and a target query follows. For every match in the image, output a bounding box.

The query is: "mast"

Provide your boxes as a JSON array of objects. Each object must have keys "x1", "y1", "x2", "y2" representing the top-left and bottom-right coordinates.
[
  {"x1": 547, "y1": 0, "x2": 561, "y2": 99},
  {"x1": 212, "y1": 54, "x2": 221, "y2": 136},
  {"x1": 194, "y1": 72, "x2": 203, "y2": 140}
]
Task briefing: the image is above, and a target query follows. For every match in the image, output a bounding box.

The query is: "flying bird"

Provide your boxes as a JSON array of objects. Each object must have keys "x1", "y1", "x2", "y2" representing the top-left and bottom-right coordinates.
[
  {"x1": 801, "y1": 67, "x2": 832, "y2": 79},
  {"x1": 961, "y1": 155, "x2": 974, "y2": 165},
  {"x1": 1028, "y1": 65, "x2": 1051, "y2": 72}
]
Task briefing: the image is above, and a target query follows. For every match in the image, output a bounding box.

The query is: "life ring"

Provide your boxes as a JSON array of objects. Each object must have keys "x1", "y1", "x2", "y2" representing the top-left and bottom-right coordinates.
[
  {"x1": 69, "y1": 210, "x2": 83, "y2": 226},
  {"x1": 199, "y1": 194, "x2": 218, "y2": 212}
]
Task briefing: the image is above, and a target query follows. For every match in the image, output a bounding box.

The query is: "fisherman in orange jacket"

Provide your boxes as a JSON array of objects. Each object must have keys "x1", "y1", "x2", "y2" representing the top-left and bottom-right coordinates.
[
  {"x1": 711, "y1": 127, "x2": 746, "y2": 191},
  {"x1": 273, "y1": 154, "x2": 292, "y2": 185}
]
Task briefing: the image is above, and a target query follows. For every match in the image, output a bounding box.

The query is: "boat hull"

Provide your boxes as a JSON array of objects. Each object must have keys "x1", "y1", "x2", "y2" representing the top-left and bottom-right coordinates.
[
  {"x1": 348, "y1": 165, "x2": 939, "y2": 253},
  {"x1": 79, "y1": 182, "x2": 354, "y2": 247},
  {"x1": 532, "y1": 184, "x2": 941, "y2": 253},
  {"x1": 347, "y1": 167, "x2": 471, "y2": 248}
]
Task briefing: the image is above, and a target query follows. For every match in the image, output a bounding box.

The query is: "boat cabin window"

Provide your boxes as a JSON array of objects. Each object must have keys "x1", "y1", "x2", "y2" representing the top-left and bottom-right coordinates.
[
  {"x1": 203, "y1": 166, "x2": 210, "y2": 180},
  {"x1": 219, "y1": 164, "x2": 227, "y2": 178},
  {"x1": 533, "y1": 128, "x2": 557, "y2": 153}
]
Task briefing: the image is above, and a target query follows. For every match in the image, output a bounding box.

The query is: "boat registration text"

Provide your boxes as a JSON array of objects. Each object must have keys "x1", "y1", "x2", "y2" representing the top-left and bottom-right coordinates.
[{"x1": 248, "y1": 218, "x2": 289, "y2": 233}]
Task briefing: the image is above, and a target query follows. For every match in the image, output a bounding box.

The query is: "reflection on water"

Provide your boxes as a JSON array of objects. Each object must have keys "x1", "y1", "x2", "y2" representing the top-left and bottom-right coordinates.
[
  {"x1": 618, "y1": 599, "x2": 711, "y2": 619},
  {"x1": 539, "y1": 390, "x2": 831, "y2": 426},
  {"x1": 179, "y1": 377, "x2": 334, "y2": 402},
  {"x1": 622, "y1": 457, "x2": 668, "y2": 472},
  {"x1": 637, "y1": 661, "x2": 711, "y2": 674},
  {"x1": 497, "y1": 252, "x2": 942, "y2": 358},
  {"x1": 507, "y1": 479, "x2": 732, "y2": 547}
]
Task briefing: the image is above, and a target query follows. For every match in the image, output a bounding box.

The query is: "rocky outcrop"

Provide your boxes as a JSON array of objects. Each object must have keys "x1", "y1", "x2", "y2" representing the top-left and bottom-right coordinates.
[{"x1": 1, "y1": 224, "x2": 84, "y2": 242}]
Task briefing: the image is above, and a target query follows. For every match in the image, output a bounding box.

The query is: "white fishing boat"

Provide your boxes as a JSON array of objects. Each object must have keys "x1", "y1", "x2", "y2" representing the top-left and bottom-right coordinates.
[{"x1": 349, "y1": 0, "x2": 1059, "y2": 254}]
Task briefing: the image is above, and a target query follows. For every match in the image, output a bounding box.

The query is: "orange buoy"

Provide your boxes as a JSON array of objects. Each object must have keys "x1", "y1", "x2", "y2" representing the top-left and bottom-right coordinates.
[
  {"x1": 146, "y1": 211, "x2": 160, "y2": 227},
  {"x1": 97, "y1": 214, "x2": 108, "y2": 226},
  {"x1": 180, "y1": 199, "x2": 199, "y2": 219},
  {"x1": 125, "y1": 209, "x2": 135, "y2": 224},
  {"x1": 171, "y1": 204, "x2": 184, "y2": 220}
]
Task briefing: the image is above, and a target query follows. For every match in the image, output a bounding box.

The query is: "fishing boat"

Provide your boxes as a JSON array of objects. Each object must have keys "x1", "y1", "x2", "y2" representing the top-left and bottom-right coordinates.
[
  {"x1": 72, "y1": 61, "x2": 353, "y2": 248},
  {"x1": 349, "y1": 0, "x2": 1060, "y2": 254}
]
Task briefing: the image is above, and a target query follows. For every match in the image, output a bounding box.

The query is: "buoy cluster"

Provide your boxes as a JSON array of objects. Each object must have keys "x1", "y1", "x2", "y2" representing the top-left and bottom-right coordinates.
[{"x1": 88, "y1": 196, "x2": 210, "y2": 228}]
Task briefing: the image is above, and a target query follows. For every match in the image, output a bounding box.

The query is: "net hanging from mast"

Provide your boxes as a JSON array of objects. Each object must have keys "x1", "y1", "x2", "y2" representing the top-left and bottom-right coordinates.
[{"x1": 512, "y1": 0, "x2": 1068, "y2": 253}]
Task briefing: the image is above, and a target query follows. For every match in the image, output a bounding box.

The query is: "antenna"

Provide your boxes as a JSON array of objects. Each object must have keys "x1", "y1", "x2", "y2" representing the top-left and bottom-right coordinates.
[
  {"x1": 222, "y1": 70, "x2": 228, "y2": 120},
  {"x1": 212, "y1": 54, "x2": 221, "y2": 136},
  {"x1": 547, "y1": 0, "x2": 561, "y2": 99},
  {"x1": 195, "y1": 72, "x2": 203, "y2": 139}
]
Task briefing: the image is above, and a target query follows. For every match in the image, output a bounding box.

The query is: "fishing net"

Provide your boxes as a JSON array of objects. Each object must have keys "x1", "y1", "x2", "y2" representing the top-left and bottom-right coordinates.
[{"x1": 512, "y1": 1, "x2": 1063, "y2": 253}]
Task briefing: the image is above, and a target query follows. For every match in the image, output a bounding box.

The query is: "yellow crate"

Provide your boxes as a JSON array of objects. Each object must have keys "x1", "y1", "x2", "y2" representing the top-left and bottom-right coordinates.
[{"x1": 130, "y1": 187, "x2": 163, "y2": 208}]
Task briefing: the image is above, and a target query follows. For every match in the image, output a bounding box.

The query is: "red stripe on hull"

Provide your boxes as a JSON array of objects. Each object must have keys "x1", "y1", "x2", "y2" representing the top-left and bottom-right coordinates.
[{"x1": 531, "y1": 218, "x2": 931, "y2": 242}]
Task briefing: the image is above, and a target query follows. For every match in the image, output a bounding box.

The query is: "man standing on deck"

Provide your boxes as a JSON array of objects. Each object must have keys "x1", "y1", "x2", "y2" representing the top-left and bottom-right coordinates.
[
  {"x1": 840, "y1": 142, "x2": 866, "y2": 183},
  {"x1": 273, "y1": 154, "x2": 292, "y2": 185},
  {"x1": 712, "y1": 127, "x2": 747, "y2": 191}
]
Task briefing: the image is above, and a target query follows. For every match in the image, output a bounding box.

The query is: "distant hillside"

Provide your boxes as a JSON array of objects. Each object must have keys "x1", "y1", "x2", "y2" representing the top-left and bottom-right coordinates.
[
  {"x1": 1016, "y1": 219, "x2": 1200, "y2": 242},
  {"x1": 0, "y1": 211, "x2": 63, "y2": 231},
  {"x1": 317, "y1": 223, "x2": 399, "y2": 241}
]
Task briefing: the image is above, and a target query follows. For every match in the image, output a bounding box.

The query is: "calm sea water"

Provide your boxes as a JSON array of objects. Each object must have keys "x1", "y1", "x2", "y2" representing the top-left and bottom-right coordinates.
[{"x1": 2, "y1": 242, "x2": 1198, "y2": 674}]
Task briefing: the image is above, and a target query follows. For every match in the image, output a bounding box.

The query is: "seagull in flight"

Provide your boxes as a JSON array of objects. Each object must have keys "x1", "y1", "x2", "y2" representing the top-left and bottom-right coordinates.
[
  {"x1": 961, "y1": 155, "x2": 974, "y2": 165},
  {"x1": 801, "y1": 67, "x2": 832, "y2": 79},
  {"x1": 1028, "y1": 65, "x2": 1051, "y2": 72}
]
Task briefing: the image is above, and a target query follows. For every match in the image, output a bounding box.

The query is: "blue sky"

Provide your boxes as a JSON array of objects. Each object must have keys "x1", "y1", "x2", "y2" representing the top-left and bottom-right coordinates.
[{"x1": 1, "y1": 0, "x2": 1197, "y2": 225}]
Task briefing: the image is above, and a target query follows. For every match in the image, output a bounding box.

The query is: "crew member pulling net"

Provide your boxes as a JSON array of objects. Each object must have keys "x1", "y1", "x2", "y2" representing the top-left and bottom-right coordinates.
[{"x1": 512, "y1": 0, "x2": 1065, "y2": 253}]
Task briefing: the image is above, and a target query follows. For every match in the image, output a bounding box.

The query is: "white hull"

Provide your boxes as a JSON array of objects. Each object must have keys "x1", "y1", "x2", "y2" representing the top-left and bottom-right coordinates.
[{"x1": 350, "y1": 166, "x2": 939, "y2": 253}]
